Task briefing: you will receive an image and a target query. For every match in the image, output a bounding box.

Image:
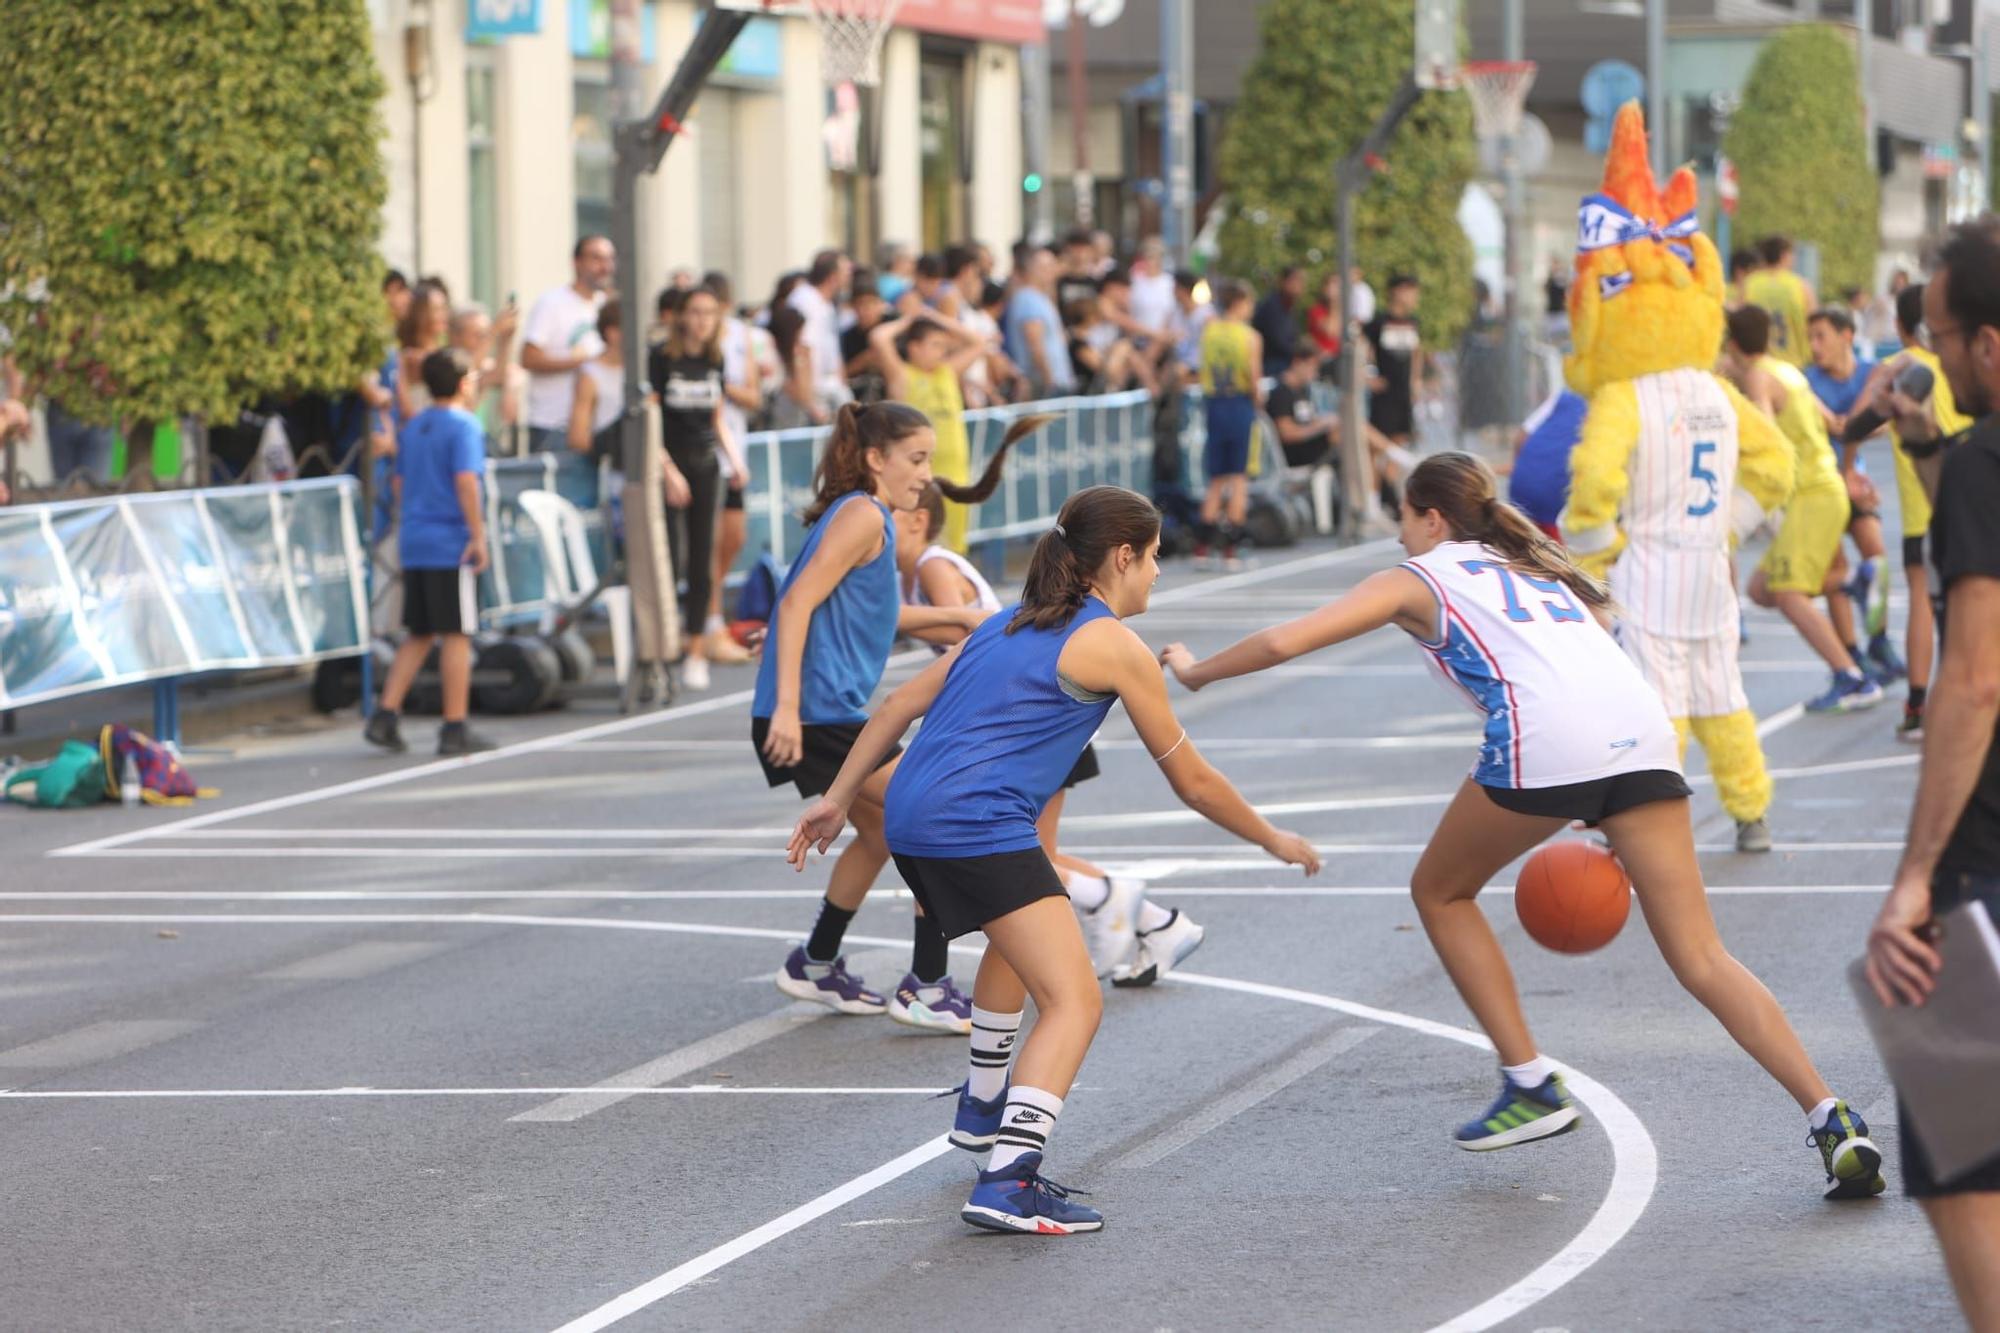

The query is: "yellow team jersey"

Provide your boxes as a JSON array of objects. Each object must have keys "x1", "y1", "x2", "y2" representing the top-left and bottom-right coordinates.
[
  {"x1": 1761, "y1": 357, "x2": 1842, "y2": 495},
  {"x1": 901, "y1": 361, "x2": 972, "y2": 552},
  {"x1": 1199, "y1": 319, "x2": 1255, "y2": 397},
  {"x1": 1889, "y1": 346, "x2": 1967, "y2": 538},
  {"x1": 1743, "y1": 270, "x2": 1811, "y2": 367}
]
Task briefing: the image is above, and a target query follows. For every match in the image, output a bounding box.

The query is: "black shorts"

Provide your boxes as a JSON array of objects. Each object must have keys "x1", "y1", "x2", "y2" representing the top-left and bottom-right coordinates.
[
  {"x1": 750, "y1": 716, "x2": 901, "y2": 798},
  {"x1": 724, "y1": 484, "x2": 744, "y2": 512},
  {"x1": 1281, "y1": 434, "x2": 1333, "y2": 470},
  {"x1": 1061, "y1": 743, "x2": 1101, "y2": 789},
  {"x1": 403, "y1": 566, "x2": 477, "y2": 637},
  {"x1": 1480, "y1": 768, "x2": 1691, "y2": 823},
  {"x1": 891, "y1": 847, "x2": 1068, "y2": 940},
  {"x1": 1900, "y1": 870, "x2": 2000, "y2": 1198},
  {"x1": 1903, "y1": 532, "x2": 1927, "y2": 569}
]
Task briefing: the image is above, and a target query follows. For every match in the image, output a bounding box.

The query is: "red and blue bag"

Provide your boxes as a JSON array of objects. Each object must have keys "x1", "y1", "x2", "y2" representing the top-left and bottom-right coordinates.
[{"x1": 98, "y1": 725, "x2": 218, "y2": 806}]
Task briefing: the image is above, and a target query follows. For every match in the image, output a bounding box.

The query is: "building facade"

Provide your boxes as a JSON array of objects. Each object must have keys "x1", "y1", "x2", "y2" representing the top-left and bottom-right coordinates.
[{"x1": 368, "y1": 0, "x2": 1040, "y2": 316}]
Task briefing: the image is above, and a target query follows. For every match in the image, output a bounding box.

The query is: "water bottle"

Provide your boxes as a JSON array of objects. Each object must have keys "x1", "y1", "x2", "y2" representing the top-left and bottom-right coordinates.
[{"x1": 121, "y1": 753, "x2": 141, "y2": 809}]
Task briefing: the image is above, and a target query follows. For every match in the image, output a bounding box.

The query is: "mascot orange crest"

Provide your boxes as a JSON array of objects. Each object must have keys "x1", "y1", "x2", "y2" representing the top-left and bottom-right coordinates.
[{"x1": 1564, "y1": 101, "x2": 1724, "y2": 397}]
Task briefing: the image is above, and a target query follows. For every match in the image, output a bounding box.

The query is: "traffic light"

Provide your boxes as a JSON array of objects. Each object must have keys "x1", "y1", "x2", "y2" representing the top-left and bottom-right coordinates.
[{"x1": 1022, "y1": 172, "x2": 1044, "y2": 194}]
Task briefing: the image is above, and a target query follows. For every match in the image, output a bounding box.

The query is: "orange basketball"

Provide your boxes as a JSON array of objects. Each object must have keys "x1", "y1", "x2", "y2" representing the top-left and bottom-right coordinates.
[{"x1": 1514, "y1": 842, "x2": 1631, "y2": 954}]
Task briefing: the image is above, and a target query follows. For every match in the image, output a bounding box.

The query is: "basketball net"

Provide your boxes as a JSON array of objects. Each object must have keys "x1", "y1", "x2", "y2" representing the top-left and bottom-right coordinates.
[
  {"x1": 1460, "y1": 60, "x2": 1537, "y2": 142},
  {"x1": 807, "y1": 0, "x2": 905, "y2": 88}
]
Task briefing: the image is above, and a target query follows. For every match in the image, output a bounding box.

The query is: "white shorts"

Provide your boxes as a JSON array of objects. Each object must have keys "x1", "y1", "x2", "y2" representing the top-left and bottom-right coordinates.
[{"x1": 1615, "y1": 622, "x2": 1748, "y2": 720}]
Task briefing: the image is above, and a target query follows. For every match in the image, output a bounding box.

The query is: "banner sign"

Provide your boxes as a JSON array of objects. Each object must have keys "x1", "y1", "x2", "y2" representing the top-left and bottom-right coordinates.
[
  {"x1": 467, "y1": 0, "x2": 542, "y2": 40},
  {"x1": 0, "y1": 477, "x2": 368, "y2": 709}
]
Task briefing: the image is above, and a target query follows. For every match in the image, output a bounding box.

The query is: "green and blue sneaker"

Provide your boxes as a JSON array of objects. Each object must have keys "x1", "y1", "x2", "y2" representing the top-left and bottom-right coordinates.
[
  {"x1": 1455, "y1": 1071, "x2": 1581, "y2": 1151},
  {"x1": 1811, "y1": 1101, "x2": 1886, "y2": 1200}
]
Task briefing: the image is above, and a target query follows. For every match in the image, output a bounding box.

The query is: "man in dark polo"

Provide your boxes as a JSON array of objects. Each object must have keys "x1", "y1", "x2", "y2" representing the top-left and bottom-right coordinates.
[{"x1": 1865, "y1": 217, "x2": 2000, "y2": 1328}]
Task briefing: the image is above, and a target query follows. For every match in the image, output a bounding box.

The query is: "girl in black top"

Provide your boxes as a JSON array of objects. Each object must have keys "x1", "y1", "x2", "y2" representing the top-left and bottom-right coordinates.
[{"x1": 648, "y1": 285, "x2": 740, "y2": 690}]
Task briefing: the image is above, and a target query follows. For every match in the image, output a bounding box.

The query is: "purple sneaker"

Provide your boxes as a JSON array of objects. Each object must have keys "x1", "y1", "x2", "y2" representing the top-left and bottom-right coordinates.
[
  {"x1": 775, "y1": 946, "x2": 886, "y2": 1014},
  {"x1": 887, "y1": 972, "x2": 973, "y2": 1034}
]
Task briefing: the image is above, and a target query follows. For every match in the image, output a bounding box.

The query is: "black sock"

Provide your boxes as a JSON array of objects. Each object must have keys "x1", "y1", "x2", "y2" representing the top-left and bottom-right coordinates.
[
  {"x1": 911, "y1": 913, "x2": 949, "y2": 984},
  {"x1": 1909, "y1": 686, "x2": 1928, "y2": 710},
  {"x1": 804, "y1": 897, "x2": 855, "y2": 963}
]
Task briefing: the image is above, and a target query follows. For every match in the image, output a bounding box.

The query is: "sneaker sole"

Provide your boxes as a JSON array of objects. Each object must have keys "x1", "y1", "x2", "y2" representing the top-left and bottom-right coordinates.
[
  {"x1": 1112, "y1": 924, "x2": 1205, "y2": 988},
  {"x1": 948, "y1": 1129, "x2": 999, "y2": 1152},
  {"x1": 960, "y1": 1204, "x2": 1103, "y2": 1234},
  {"x1": 1455, "y1": 1106, "x2": 1582, "y2": 1152},
  {"x1": 774, "y1": 974, "x2": 885, "y2": 1015},
  {"x1": 886, "y1": 1001, "x2": 970, "y2": 1035},
  {"x1": 1825, "y1": 1137, "x2": 1885, "y2": 1199}
]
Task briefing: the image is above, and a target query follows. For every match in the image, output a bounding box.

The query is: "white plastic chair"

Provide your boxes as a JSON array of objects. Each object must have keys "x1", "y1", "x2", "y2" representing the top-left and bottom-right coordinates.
[{"x1": 515, "y1": 489, "x2": 632, "y2": 689}]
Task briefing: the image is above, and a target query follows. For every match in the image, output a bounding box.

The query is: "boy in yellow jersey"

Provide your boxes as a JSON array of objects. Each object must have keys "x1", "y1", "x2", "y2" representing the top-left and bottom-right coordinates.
[
  {"x1": 1195, "y1": 280, "x2": 1263, "y2": 571},
  {"x1": 1854, "y1": 282, "x2": 1974, "y2": 739},
  {"x1": 1742, "y1": 235, "x2": 1817, "y2": 368},
  {"x1": 1725, "y1": 306, "x2": 1885, "y2": 712},
  {"x1": 871, "y1": 311, "x2": 986, "y2": 552}
]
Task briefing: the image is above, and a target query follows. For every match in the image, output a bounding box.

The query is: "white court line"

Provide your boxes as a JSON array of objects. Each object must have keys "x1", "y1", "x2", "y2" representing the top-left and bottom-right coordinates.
[
  {"x1": 0, "y1": 1085, "x2": 951, "y2": 1100},
  {"x1": 46, "y1": 539, "x2": 1399, "y2": 864},
  {"x1": 0, "y1": 908, "x2": 1651, "y2": 1333}
]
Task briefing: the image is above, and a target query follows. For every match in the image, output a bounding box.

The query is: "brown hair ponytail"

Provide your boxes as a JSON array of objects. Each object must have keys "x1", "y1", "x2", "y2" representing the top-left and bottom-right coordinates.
[
  {"x1": 934, "y1": 411, "x2": 1055, "y2": 507},
  {"x1": 1404, "y1": 452, "x2": 1613, "y2": 612},
  {"x1": 802, "y1": 401, "x2": 932, "y2": 525},
  {"x1": 1009, "y1": 484, "x2": 1161, "y2": 633}
]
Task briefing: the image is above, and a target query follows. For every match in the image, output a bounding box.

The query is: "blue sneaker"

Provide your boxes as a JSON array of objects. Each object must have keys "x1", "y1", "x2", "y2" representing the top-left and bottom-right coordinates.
[
  {"x1": 1865, "y1": 632, "x2": 1906, "y2": 683},
  {"x1": 961, "y1": 1152, "x2": 1103, "y2": 1234},
  {"x1": 775, "y1": 946, "x2": 885, "y2": 1015},
  {"x1": 1810, "y1": 1100, "x2": 1886, "y2": 1200},
  {"x1": 1805, "y1": 670, "x2": 1884, "y2": 714},
  {"x1": 887, "y1": 972, "x2": 972, "y2": 1034},
  {"x1": 938, "y1": 1079, "x2": 1009, "y2": 1151},
  {"x1": 1454, "y1": 1072, "x2": 1581, "y2": 1151}
]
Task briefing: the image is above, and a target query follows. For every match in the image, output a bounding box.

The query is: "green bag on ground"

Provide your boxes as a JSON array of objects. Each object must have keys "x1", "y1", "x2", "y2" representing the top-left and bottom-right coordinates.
[{"x1": 3, "y1": 741, "x2": 110, "y2": 808}]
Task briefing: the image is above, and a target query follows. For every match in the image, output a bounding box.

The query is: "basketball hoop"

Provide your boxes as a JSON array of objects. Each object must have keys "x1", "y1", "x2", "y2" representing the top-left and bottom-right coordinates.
[
  {"x1": 1459, "y1": 60, "x2": 1538, "y2": 142},
  {"x1": 803, "y1": 0, "x2": 905, "y2": 88}
]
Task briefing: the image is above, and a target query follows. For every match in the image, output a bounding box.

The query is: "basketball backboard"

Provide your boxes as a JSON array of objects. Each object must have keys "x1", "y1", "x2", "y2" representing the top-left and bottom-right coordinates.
[{"x1": 1414, "y1": 0, "x2": 1460, "y2": 90}]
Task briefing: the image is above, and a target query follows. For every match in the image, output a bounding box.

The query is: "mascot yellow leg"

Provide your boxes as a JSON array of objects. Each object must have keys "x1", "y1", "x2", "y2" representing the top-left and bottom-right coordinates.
[
  {"x1": 1671, "y1": 716, "x2": 1692, "y2": 760},
  {"x1": 1689, "y1": 709, "x2": 1771, "y2": 824}
]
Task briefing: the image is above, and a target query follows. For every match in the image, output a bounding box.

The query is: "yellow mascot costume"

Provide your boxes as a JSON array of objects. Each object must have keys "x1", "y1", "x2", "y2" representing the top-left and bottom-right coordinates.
[{"x1": 1559, "y1": 103, "x2": 1795, "y2": 851}]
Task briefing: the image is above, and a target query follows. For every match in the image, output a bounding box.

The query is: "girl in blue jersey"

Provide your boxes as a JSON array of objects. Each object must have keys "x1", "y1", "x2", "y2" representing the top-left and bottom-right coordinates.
[
  {"x1": 758, "y1": 403, "x2": 1027, "y2": 1033},
  {"x1": 1160, "y1": 452, "x2": 1885, "y2": 1200},
  {"x1": 788, "y1": 485, "x2": 1321, "y2": 1234}
]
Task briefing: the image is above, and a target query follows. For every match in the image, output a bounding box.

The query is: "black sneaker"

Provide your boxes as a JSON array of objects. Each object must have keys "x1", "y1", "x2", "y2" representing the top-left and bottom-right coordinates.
[
  {"x1": 437, "y1": 722, "x2": 497, "y2": 756},
  {"x1": 1897, "y1": 704, "x2": 1924, "y2": 744},
  {"x1": 363, "y1": 709, "x2": 406, "y2": 753}
]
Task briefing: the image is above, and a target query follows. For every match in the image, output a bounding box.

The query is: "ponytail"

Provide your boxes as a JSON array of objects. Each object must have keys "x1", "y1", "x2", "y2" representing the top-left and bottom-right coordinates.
[
  {"x1": 1404, "y1": 451, "x2": 1613, "y2": 612},
  {"x1": 935, "y1": 411, "x2": 1055, "y2": 507},
  {"x1": 802, "y1": 400, "x2": 931, "y2": 526},
  {"x1": 1010, "y1": 484, "x2": 1161, "y2": 633}
]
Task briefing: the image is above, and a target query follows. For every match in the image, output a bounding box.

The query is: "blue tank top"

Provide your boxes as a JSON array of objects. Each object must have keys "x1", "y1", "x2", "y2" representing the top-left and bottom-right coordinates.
[
  {"x1": 884, "y1": 597, "x2": 1119, "y2": 858},
  {"x1": 751, "y1": 492, "x2": 899, "y2": 724}
]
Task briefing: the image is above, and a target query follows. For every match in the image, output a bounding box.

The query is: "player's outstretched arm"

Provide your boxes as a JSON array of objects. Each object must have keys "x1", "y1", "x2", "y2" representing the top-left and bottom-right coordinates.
[
  {"x1": 1067, "y1": 621, "x2": 1318, "y2": 874},
  {"x1": 1160, "y1": 568, "x2": 1431, "y2": 691}
]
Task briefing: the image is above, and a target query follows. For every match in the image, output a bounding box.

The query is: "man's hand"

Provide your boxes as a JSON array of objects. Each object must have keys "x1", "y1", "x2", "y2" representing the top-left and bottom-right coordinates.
[
  {"x1": 461, "y1": 534, "x2": 490, "y2": 574},
  {"x1": 1865, "y1": 870, "x2": 1941, "y2": 1007},
  {"x1": 663, "y1": 462, "x2": 692, "y2": 509}
]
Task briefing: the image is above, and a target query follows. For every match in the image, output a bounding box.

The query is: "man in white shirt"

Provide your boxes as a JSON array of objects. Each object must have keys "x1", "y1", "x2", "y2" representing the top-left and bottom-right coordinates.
[
  {"x1": 786, "y1": 249, "x2": 853, "y2": 421},
  {"x1": 1128, "y1": 237, "x2": 1177, "y2": 335},
  {"x1": 521, "y1": 235, "x2": 614, "y2": 453}
]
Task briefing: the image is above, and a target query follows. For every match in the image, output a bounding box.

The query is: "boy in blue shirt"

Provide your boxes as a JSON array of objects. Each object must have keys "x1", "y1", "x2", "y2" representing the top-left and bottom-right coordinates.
[{"x1": 364, "y1": 348, "x2": 495, "y2": 756}]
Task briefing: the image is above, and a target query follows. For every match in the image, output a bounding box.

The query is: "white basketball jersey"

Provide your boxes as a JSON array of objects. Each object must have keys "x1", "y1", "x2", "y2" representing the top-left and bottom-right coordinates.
[
  {"x1": 908, "y1": 545, "x2": 1001, "y2": 654},
  {"x1": 1614, "y1": 368, "x2": 1742, "y2": 638},
  {"x1": 1403, "y1": 541, "x2": 1681, "y2": 789}
]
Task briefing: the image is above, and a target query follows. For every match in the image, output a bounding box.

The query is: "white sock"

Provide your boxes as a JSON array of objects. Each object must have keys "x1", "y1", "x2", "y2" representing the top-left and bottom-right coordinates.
[
  {"x1": 1065, "y1": 873, "x2": 1110, "y2": 911},
  {"x1": 967, "y1": 1005, "x2": 1022, "y2": 1103},
  {"x1": 988, "y1": 1085, "x2": 1064, "y2": 1173},
  {"x1": 1502, "y1": 1055, "x2": 1558, "y2": 1088},
  {"x1": 1136, "y1": 898, "x2": 1173, "y2": 933},
  {"x1": 703, "y1": 613, "x2": 725, "y2": 634},
  {"x1": 1807, "y1": 1097, "x2": 1839, "y2": 1131}
]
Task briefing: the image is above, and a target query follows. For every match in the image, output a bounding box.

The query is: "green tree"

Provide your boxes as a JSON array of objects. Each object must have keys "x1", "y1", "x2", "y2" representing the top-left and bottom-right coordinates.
[
  {"x1": 1723, "y1": 24, "x2": 1878, "y2": 297},
  {"x1": 0, "y1": 0, "x2": 387, "y2": 471},
  {"x1": 1217, "y1": 0, "x2": 1476, "y2": 347}
]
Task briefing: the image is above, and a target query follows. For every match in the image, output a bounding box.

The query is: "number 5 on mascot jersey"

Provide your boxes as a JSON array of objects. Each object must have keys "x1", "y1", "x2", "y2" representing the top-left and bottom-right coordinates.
[{"x1": 1557, "y1": 103, "x2": 1797, "y2": 849}]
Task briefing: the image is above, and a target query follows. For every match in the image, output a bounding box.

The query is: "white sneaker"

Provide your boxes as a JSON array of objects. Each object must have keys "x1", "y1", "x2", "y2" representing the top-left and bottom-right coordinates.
[
  {"x1": 1073, "y1": 875, "x2": 1144, "y2": 978},
  {"x1": 681, "y1": 655, "x2": 711, "y2": 691},
  {"x1": 1111, "y1": 909, "x2": 1206, "y2": 988}
]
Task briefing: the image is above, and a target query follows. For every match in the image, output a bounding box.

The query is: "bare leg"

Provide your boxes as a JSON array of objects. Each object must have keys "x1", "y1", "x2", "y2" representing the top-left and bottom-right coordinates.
[
  {"x1": 1598, "y1": 796, "x2": 1830, "y2": 1110},
  {"x1": 1907, "y1": 560, "x2": 1935, "y2": 692},
  {"x1": 1409, "y1": 781, "x2": 1569, "y2": 1066},
  {"x1": 824, "y1": 759, "x2": 897, "y2": 912},
  {"x1": 977, "y1": 895, "x2": 1103, "y2": 1097},
  {"x1": 1036, "y1": 790, "x2": 1110, "y2": 884},
  {"x1": 437, "y1": 633, "x2": 474, "y2": 723},
  {"x1": 379, "y1": 633, "x2": 435, "y2": 713},
  {"x1": 1921, "y1": 1195, "x2": 2000, "y2": 1331},
  {"x1": 1772, "y1": 588, "x2": 1861, "y2": 675},
  {"x1": 1198, "y1": 476, "x2": 1225, "y2": 528},
  {"x1": 1225, "y1": 475, "x2": 1249, "y2": 529}
]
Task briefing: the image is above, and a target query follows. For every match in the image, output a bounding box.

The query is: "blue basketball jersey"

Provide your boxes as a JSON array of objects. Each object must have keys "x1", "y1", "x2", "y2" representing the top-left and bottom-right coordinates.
[
  {"x1": 885, "y1": 598, "x2": 1119, "y2": 858},
  {"x1": 751, "y1": 492, "x2": 900, "y2": 725}
]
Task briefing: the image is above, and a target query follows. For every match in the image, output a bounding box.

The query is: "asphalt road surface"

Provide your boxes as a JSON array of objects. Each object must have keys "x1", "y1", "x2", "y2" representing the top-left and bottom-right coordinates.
[{"x1": 0, "y1": 460, "x2": 1963, "y2": 1330}]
